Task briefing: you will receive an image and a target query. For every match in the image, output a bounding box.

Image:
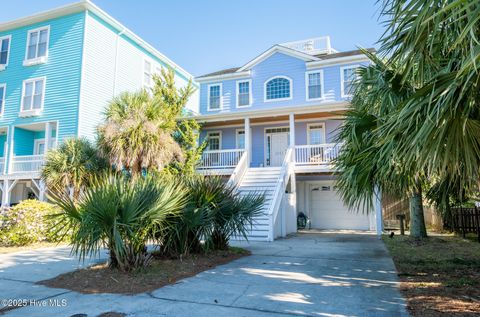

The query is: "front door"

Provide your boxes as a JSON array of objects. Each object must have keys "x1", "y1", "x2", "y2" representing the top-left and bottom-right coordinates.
[{"x1": 268, "y1": 132, "x2": 289, "y2": 166}]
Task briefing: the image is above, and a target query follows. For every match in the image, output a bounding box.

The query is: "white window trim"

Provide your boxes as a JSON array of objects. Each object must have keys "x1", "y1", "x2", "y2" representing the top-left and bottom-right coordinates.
[
  {"x1": 207, "y1": 83, "x2": 223, "y2": 111},
  {"x1": 264, "y1": 76, "x2": 293, "y2": 103},
  {"x1": 34, "y1": 139, "x2": 45, "y2": 155},
  {"x1": 20, "y1": 77, "x2": 46, "y2": 117},
  {"x1": 23, "y1": 25, "x2": 50, "y2": 66},
  {"x1": 206, "y1": 131, "x2": 222, "y2": 150},
  {"x1": 236, "y1": 79, "x2": 252, "y2": 108},
  {"x1": 305, "y1": 70, "x2": 325, "y2": 101},
  {"x1": 340, "y1": 64, "x2": 360, "y2": 98},
  {"x1": 235, "y1": 128, "x2": 245, "y2": 149},
  {"x1": 307, "y1": 122, "x2": 327, "y2": 145},
  {"x1": 0, "y1": 35, "x2": 12, "y2": 70},
  {"x1": 0, "y1": 84, "x2": 5, "y2": 115},
  {"x1": 143, "y1": 58, "x2": 154, "y2": 89}
]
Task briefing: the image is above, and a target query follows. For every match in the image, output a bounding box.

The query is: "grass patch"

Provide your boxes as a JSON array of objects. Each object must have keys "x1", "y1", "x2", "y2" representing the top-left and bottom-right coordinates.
[
  {"x1": 383, "y1": 234, "x2": 480, "y2": 316},
  {"x1": 37, "y1": 248, "x2": 250, "y2": 295}
]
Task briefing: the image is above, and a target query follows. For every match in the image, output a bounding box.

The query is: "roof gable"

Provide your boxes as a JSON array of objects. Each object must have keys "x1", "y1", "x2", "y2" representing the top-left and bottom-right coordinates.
[{"x1": 237, "y1": 45, "x2": 319, "y2": 72}]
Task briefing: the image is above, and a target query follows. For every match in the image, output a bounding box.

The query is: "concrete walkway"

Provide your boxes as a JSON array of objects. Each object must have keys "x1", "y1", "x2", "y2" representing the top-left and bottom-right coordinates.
[{"x1": 0, "y1": 232, "x2": 409, "y2": 316}]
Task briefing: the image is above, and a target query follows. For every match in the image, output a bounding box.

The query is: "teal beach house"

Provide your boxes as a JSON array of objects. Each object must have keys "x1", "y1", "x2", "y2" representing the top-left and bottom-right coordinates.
[
  {"x1": 0, "y1": 1, "x2": 196, "y2": 205},
  {"x1": 193, "y1": 38, "x2": 382, "y2": 241}
]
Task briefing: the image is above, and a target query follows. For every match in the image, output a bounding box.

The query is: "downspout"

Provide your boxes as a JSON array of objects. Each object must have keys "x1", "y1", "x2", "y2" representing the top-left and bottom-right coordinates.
[{"x1": 112, "y1": 27, "x2": 127, "y2": 97}]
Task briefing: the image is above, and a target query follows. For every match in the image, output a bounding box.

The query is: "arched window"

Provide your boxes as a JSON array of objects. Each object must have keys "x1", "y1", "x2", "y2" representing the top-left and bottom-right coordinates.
[{"x1": 265, "y1": 76, "x2": 292, "y2": 101}]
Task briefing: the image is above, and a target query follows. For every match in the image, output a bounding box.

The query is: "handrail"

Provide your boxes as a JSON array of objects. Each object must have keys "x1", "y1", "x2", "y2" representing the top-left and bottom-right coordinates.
[
  {"x1": 294, "y1": 143, "x2": 342, "y2": 165},
  {"x1": 227, "y1": 151, "x2": 248, "y2": 187},
  {"x1": 267, "y1": 148, "x2": 294, "y2": 240},
  {"x1": 198, "y1": 149, "x2": 245, "y2": 169}
]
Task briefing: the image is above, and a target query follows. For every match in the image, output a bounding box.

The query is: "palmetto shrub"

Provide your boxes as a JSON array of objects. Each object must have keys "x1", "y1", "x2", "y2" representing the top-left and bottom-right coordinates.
[
  {"x1": 52, "y1": 174, "x2": 187, "y2": 271},
  {"x1": 0, "y1": 200, "x2": 65, "y2": 246},
  {"x1": 161, "y1": 175, "x2": 265, "y2": 256}
]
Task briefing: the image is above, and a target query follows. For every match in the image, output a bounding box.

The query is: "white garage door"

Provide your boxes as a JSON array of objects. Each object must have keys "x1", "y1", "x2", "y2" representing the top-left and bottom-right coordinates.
[{"x1": 309, "y1": 181, "x2": 371, "y2": 230}]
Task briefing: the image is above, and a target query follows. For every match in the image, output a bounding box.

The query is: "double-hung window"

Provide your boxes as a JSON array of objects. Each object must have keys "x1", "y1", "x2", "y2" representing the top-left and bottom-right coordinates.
[
  {"x1": 237, "y1": 80, "x2": 251, "y2": 107},
  {"x1": 306, "y1": 71, "x2": 323, "y2": 100},
  {"x1": 0, "y1": 84, "x2": 5, "y2": 114},
  {"x1": 21, "y1": 78, "x2": 45, "y2": 114},
  {"x1": 341, "y1": 66, "x2": 359, "y2": 98},
  {"x1": 143, "y1": 60, "x2": 152, "y2": 88},
  {"x1": 265, "y1": 76, "x2": 292, "y2": 101},
  {"x1": 25, "y1": 27, "x2": 49, "y2": 65},
  {"x1": 0, "y1": 36, "x2": 11, "y2": 69},
  {"x1": 208, "y1": 84, "x2": 222, "y2": 110}
]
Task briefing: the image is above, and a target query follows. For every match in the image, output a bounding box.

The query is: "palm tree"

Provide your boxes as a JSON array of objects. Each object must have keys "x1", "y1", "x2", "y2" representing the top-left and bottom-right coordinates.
[
  {"x1": 97, "y1": 90, "x2": 183, "y2": 177},
  {"x1": 41, "y1": 138, "x2": 107, "y2": 200},
  {"x1": 335, "y1": 52, "x2": 427, "y2": 238},
  {"x1": 98, "y1": 68, "x2": 196, "y2": 177},
  {"x1": 377, "y1": 0, "x2": 480, "y2": 202}
]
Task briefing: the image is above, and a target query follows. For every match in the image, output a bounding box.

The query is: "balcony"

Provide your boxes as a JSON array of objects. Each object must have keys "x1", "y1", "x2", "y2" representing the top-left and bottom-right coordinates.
[
  {"x1": 197, "y1": 149, "x2": 245, "y2": 174},
  {"x1": 196, "y1": 144, "x2": 341, "y2": 175},
  {"x1": 11, "y1": 155, "x2": 45, "y2": 174},
  {"x1": 294, "y1": 143, "x2": 341, "y2": 172}
]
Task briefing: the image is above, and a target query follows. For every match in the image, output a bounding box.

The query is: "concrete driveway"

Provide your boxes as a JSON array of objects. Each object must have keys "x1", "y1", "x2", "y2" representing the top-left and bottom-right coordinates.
[{"x1": 0, "y1": 232, "x2": 408, "y2": 316}]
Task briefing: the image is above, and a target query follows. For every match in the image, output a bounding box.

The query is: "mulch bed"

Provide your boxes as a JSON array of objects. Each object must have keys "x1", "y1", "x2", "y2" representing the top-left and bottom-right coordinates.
[
  {"x1": 383, "y1": 234, "x2": 480, "y2": 316},
  {"x1": 38, "y1": 247, "x2": 250, "y2": 295}
]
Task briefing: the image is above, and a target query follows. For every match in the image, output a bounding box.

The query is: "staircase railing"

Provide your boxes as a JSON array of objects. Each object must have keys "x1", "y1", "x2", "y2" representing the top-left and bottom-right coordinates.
[
  {"x1": 227, "y1": 151, "x2": 248, "y2": 187},
  {"x1": 267, "y1": 148, "x2": 294, "y2": 241}
]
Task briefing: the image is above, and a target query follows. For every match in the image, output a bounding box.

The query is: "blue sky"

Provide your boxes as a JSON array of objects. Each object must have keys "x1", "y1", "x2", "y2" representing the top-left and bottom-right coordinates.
[{"x1": 0, "y1": 0, "x2": 384, "y2": 77}]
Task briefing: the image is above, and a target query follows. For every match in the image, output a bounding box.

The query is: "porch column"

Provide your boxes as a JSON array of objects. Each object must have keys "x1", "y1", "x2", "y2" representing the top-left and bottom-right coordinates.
[
  {"x1": 44, "y1": 122, "x2": 51, "y2": 155},
  {"x1": 289, "y1": 113, "x2": 295, "y2": 148},
  {"x1": 7, "y1": 126, "x2": 14, "y2": 174},
  {"x1": 244, "y1": 117, "x2": 251, "y2": 165},
  {"x1": 2, "y1": 179, "x2": 10, "y2": 207},
  {"x1": 375, "y1": 185, "x2": 383, "y2": 237},
  {"x1": 38, "y1": 180, "x2": 47, "y2": 202}
]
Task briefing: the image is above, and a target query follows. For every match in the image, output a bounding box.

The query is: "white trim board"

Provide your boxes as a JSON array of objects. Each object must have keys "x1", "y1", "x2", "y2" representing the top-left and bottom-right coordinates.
[{"x1": 238, "y1": 45, "x2": 319, "y2": 72}]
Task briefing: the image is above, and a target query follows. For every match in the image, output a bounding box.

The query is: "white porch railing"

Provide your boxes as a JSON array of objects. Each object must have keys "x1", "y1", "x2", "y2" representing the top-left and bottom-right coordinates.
[
  {"x1": 0, "y1": 157, "x2": 5, "y2": 174},
  {"x1": 268, "y1": 148, "x2": 294, "y2": 241},
  {"x1": 295, "y1": 143, "x2": 341, "y2": 166},
  {"x1": 227, "y1": 151, "x2": 248, "y2": 187},
  {"x1": 11, "y1": 155, "x2": 45, "y2": 174},
  {"x1": 198, "y1": 149, "x2": 245, "y2": 170}
]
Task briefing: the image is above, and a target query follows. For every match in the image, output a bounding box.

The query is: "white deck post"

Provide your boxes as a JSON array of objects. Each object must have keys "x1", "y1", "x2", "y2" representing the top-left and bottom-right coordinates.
[
  {"x1": 244, "y1": 117, "x2": 251, "y2": 166},
  {"x1": 38, "y1": 180, "x2": 46, "y2": 202},
  {"x1": 289, "y1": 113, "x2": 295, "y2": 164},
  {"x1": 375, "y1": 185, "x2": 383, "y2": 237},
  {"x1": 7, "y1": 126, "x2": 14, "y2": 174},
  {"x1": 2, "y1": 179, "x2": 10, "y2": 207},
  {"x1": 44, "y1": 122, "x2": 51, "y2": 155}
]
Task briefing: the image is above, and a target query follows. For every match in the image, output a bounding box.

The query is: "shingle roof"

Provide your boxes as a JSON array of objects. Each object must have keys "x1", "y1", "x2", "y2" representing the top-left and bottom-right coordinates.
[
  {"x1": 314, "y1": 48, "x2": 376, "y2": 60},
  {"x1": 196, "y1": 48, "x2": 376, "y2": 79},
  {"x1": 197, "y1": 67, "x2": 240, "y2": 79}
]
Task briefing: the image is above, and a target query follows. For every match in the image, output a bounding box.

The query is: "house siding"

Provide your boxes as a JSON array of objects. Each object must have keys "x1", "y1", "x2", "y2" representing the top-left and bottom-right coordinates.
[
  {"x1": 198, "y1": 51, "x2": 368, "y2": 115},
  {"x1": 0, "y1": 12, "x2": 85, "y2": 139},
  {"x1": 78, "y1": 11, "x2": 197, "y2": 140}
]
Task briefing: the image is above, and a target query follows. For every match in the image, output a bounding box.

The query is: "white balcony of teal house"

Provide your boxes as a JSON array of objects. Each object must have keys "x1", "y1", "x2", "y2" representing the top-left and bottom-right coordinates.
[{"x1": 9, "y1": 122, "x2": 57, "y2": 176}]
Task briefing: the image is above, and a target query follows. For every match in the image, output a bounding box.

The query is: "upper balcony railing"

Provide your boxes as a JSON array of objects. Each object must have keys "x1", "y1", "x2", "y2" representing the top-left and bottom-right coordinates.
[
  {"x1": 294, "y1": 143, "x2": 341, "y2": 166},
  {"x1": 198, "y1": 149, "x2": 245, "y2": 170},
  {"x1": 11, "y1": 155, "x2": 45, "y2": 174},
  {"x1": 280, "y1": 36, "x2": 337, "y2": 55},
  {"x1": 0, "y1": 157, "x2": 5, "y2": 174}
]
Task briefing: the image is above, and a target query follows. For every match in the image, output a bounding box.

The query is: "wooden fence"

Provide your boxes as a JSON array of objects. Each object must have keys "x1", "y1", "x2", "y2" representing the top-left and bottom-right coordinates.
[{"x1": 445, "y1": 207, "x2": 480, "y2": 242}]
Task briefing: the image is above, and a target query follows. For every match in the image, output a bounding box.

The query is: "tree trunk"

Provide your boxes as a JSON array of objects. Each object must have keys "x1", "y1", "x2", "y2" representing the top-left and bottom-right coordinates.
[{"x1": 409, "y1": 181, "x2": 427, "y2": 238}]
